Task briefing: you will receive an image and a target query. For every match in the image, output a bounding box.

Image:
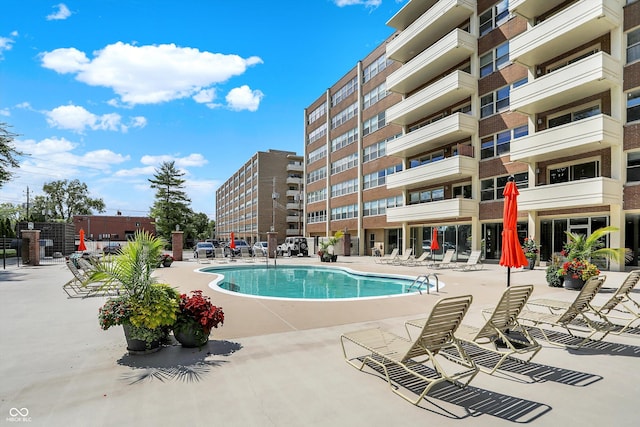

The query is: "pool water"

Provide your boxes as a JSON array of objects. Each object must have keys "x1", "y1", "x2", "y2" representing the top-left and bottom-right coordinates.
[{"x1": 201, "y1": 265, "x2": 434, "y2": 300}]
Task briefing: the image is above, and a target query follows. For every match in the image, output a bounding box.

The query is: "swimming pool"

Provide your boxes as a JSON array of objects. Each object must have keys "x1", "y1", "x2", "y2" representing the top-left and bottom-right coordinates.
[{"x1": 200, "y1": 265, "x2": 438, "y2": 300}]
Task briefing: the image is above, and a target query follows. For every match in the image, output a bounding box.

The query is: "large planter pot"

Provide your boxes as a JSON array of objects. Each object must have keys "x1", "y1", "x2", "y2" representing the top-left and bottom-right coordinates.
[
  {"x1": 527, "y1": 258, "x2": 536, "y2": 270},
  {"x1": 563, "y1": 275, "x2": 585, "y2": 290},
  {"x1": 122, "y1": 324, "x2": 161, "y2": 354},
  {"x1": 174, "y1": 325, "x2": 210, "y2": 348}
]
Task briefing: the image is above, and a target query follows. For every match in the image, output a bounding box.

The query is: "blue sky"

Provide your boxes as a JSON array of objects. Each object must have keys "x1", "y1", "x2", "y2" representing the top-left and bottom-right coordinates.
[{"x1": 1, "y1": 0, "x2": 405, "y2": 218}]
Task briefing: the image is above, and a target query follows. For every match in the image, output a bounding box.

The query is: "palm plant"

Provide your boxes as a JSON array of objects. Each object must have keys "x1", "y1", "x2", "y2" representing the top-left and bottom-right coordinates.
[{"x1": 562, "y1": 225, "x2": 625, "y2": 266}]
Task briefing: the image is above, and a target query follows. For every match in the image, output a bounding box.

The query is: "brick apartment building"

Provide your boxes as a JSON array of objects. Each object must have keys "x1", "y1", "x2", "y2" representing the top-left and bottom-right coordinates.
[{"x1": 303, "y1": 0, "x2": 640, "y2": 270}]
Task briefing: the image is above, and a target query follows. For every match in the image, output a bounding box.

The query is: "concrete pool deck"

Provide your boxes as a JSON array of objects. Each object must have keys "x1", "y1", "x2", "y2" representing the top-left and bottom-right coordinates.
[{"x1": 1, "y1": 255, "x2": 639, "y2": 426}]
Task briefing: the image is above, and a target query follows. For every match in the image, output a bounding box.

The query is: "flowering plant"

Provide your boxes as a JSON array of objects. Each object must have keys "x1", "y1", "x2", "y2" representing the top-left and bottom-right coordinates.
[
  {"x1": 522, "y1": 237, "x2": 539, "y2": 259},
  {"x1": 98, "y1": 295, "x2": 133, "y2": 330},
  {"x1": 158, "y1": 253, "x2": 174, "y2": 267},
  {"x1": 174, "y1": 290, "x2": 224, "y2": 336},
  {"x1": 559, "y1": 258, "x2": 600, "y2": 281}
]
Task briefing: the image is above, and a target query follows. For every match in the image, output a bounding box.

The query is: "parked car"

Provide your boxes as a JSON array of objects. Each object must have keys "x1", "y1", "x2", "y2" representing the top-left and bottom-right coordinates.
[
  {"x1": 253, "y1": 241, "x2": 269, "y2": 256},
  {"x1": 224, "y1": 239, "x2": 253, "y2": 257},
  {"x1": 193, "y1": 242, "x2": 214, "y2": 258},
  {"x1": 280, "y1": 236, "x2": 309, "y2": 257},
  {"x1": 205, "y1": 239, "x2": 221, "y2": 248},
  {"x1": 103, "y1": 242, "x2": 122, "y2": 255}
]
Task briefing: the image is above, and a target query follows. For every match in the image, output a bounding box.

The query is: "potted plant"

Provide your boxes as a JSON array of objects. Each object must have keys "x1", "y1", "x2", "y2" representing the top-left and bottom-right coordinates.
[
  {"x1": 158, "y1": 253, "x2": 174, "y2": 267},
  {"x1": 173, "y1": 290, "x2": 224, "y2": 348},
  {"x1": 86, "y1": 231, "x2": 180, "y2": 353},
  {"x1": 318, "y1": 230, "x2": 344, "y2": 262},
  {"x1": 522, "y1": 237, "x2": 539, "y2": 269}
]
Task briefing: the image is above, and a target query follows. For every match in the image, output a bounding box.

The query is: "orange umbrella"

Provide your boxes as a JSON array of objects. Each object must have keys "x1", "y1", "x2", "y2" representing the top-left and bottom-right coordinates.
[
  {"x1": 78, "y1": 228, "x2": 87, "y2": 252},
  {"x1": 230, "y1": 232, "x2": 235, "y2": 249},
  {"x1": 431, "y1": 228, "x2": 440, "y2": 251},
  {"x1": 499, "y1": 177, "x2": 528, "y2": 287}
]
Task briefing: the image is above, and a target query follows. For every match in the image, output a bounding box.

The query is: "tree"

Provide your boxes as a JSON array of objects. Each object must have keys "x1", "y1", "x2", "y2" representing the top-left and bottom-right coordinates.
[
  {"x1": 149, "y1": 161, "x2": 191, "y2": 242},
  {"x1": 40, "y1": 179, "x2": 106, "y2": 222},
  {"x1": 0, "y1": 123, "x2": 24, "y2": 188}
]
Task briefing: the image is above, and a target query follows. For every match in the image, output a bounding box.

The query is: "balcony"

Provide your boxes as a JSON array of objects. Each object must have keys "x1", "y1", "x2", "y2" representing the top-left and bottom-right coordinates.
[
  {"x1": 286, "y1": 189, "x2": 303, "y2": 198},
  {"x1": 286, "y1": 228, "x2": 302, "y2": 236},
  {"x1": 286, "y1": 177, "x2": 303, "y2": 185},
  {"x1": 387, "y1": 198, "x2": 478, "y2": 223},
  {"x1": 518, "y1": 177, "x2": 622, "y2": 211},
  {"x1": 387, "y1": 71, "x2": 476, "y2": 126},
  {"x1": 286, "y1": 203, "x2": 301, "y2": 210},
  {"x1": 286, "y1": 215, "x2": 302, "y2": 223},
  {"x1": 510, "y1": 114, "x2": 622, "y2": 162},
  {"x1": 510, "y1": 0, "x2": 621, "y2": 68},
  {"x1": 386, "y1": 0, "x2": 475, "y2": 63},
  {"x1": 509, "y1": 0, "x2": 566, "y2": 20},
  {"x1": 510, "y1": 52, "x2": 620, "y2": 115},
  {"x1": 387, "y1": 113, "x2": 476, "y2": 158},
  {"x1": 386, "y1": 155, "x2": 477, "y2": 190},
  {"x1": 287, "y1": 163, "x2": 303, "y2": 172},
  {"x1": 387, "y1": 29, "x2": 476, "y2": 94}
]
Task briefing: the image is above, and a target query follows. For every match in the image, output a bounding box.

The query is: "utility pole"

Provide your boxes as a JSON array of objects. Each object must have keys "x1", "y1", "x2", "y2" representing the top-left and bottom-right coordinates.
[{"x1": 25, "y1": 186, "x2": 30, "y2": 220}]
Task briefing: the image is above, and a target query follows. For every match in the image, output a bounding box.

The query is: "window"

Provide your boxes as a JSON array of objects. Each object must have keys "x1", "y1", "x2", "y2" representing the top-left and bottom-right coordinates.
[
  {"x1": 331, "y1": 127, "x2": 358, "y2": 152},
  {"x1": 307, "y1": 210, "x2": 326, "y2": 224},
  {"x1": 546, "y1": 46, "x2": 600, "y2": 74},
  {"x1": 549, "y1": 160, "x2": 599, "y2": 184},
  {"x1": 363, "y1": 54, "x2": 391, "y2": 83},
  {"x1": 363, "y1": 112, "x2": 385, "y2": 136},
  {"x1": 331, "y1": 204, "x2": 358, "y2": 221},
  {"x1": 307, "y1": 123, "x2": 327, "y2": 144},
  {"x1": 409, "y1": 150, "x2": 444, "y2": 168},
  {"x1": 627, "y1": 27, "x2": 640, "y2": 64},
  {"x1": 331, "y1": 76, "x2": 358, "y2": 106},
  {"x1": 627, "y1": 89, "x2": 640, "y2": 123},
  {"x1": 481, "y1": 172, "x2": 528, "y2": 201},
  {"x1": 331, "y1": 178, "x2": 358, "y2": 197},
  {"x1": 363, "y1": 164, "x2": 402, "y2": 189},
  {"x1": 479, "y1": 0, "x2": 509, "y2": 36},
  {"x1": 308, "y1": 146, "x2": 327, "y2": 164},
  {"x1": 308, "y1": 103, "x2": 326, "y2": 124},
  {"x1": 307, "y1": 188, "x2": 327, "y2": 203},
  {"x1": 363, "y1": 196, "x2": 403, "y2": 216},
  {"x1": 480, "y1": 79, "x2": 526, "y2": 118},
  {"x1": 548, "y1": 104, "x2": 601, "y2": 128},
  {"x1": 628, "y1": 152, "x2": 640, "y2": 182},
  {"x1": 363, "y1": 82, "x2": 388, "y2": 109},
  {"x1": 307, "y1": 167, "x2": 326, "y2": 184},
  {"x1": 363, "y1": 139, "x2": 389, "y2": 162},
  {"x1": 480, "y1": 42, "x2": 509, "y2": 78},
  {"x1": 331, "y1": 153, "x2": 358, "y2": 175},
  {"x1": 453, "y1": 184, "x2": 472, "y2": 199},
  {"x1": 331, "y1": 102, "x2": 358, "y2": 129},
  {"x1": 408, "y1": 187, "x2": 445, "y2": 205},
  {"x1": 481, "y1": 125, "x2": 528, "y2": 159}
]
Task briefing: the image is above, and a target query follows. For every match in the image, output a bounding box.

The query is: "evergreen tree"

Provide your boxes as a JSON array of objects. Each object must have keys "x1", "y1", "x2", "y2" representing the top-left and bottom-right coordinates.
[
  {"x1": 148, "y1": 161, "x2": 192, "y2": 242},
  {"x1": 0, "y1": 122, "x2": 23, "y2": 188}
]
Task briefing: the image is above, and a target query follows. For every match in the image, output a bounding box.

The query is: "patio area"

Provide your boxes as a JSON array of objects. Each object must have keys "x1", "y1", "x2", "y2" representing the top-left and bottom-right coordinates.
[{"x1": 1, "y1": 255, "x2": 638, "y2": 426}]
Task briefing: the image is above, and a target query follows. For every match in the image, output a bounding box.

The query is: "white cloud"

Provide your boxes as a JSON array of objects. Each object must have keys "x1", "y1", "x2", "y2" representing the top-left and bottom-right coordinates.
[
  {"x1": 40, "y1": 42, "x2": 264, "y2": 106},
  {"x1": 225, "y1": 85, "x2": 264, "y2": 112},
  {"x1": 0, "y1": 32, "x2": 17, "y2": 59},
  {"x1": 193, "y1": 88, "x2": 216, "y2": 104},
  {"x1": 113, "y1": 166, "x2": 157, "y2": 177},
  {"x1": 140, "y1": 153, "x2": 208, "y2": 168},
  {"x1": 46, "y1": 4, "x2": 72, "y2": 21},
  {"x1": 0, "y1": 108, "x2": 9, "y2": 117},
  {"x1": 45, "y1": 104, "x2": 146, "y2": 133},
  {"x1": 333, "y1": 0, "x2": 381, "y2": 7}
]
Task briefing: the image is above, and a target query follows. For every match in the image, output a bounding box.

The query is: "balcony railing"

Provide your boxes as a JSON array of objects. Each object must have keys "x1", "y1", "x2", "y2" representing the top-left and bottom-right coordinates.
[
  {"x1": 386, "y1": 153, "x2": 477, "y2": 190},
  {"x1": 387, "y1": 197, "x2": 478, "y2": 222},
  {"x1": 518, "y1": 177, "x2": 622, "y2": 211}
]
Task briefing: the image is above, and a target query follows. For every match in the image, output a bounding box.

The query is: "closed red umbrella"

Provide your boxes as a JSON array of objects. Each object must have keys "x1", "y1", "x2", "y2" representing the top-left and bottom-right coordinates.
[
  {"x1": 499, "y1": 176, "x2": 528, "y2": 287},
  {"x1": 230, "y1": 232, "x2": 235, "y2": 249},
  {"x1": 78, "y1": 228, "x2": 87, "y2": 252},
  {"x1": 431, "y1": 227, "x2": 440, "y2": 252}
]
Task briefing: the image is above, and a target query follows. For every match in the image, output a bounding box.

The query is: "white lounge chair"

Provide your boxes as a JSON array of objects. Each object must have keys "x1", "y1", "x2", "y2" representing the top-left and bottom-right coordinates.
[
  {"x1": 391, "y1": 248, "x2": 413, "y2": 266},
  {"x1": 455, "y1": 250, "x2": 483, "y2": 271},
  {"x1": 375, "y1": 248, "x2": 399, "y2": 264},
  {"x1": 423, "y1": 249, "x2": 456, "y2": 269}
]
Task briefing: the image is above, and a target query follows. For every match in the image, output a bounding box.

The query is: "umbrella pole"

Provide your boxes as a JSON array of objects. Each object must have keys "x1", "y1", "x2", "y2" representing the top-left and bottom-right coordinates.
[{"x1": 507, "y1": 267, "x2": 511, "y2": 287}]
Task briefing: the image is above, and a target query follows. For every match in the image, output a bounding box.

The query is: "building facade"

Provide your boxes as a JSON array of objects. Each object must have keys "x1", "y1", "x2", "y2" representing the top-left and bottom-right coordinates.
[
  {"x1": 215, "y1": 150, "x2": 303, "y2": 245},
  {"x1": 72, "y1": 215, "x2": 156, "y2": 242},
  {"x1": 303, "y1": 0, "x2": 640, "y2": 270}
]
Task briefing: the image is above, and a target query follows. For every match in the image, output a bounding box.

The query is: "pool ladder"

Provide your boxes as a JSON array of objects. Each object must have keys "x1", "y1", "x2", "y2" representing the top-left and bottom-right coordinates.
[{"x1": 407, "y1": 272, "x2": 439, "y2": 294}]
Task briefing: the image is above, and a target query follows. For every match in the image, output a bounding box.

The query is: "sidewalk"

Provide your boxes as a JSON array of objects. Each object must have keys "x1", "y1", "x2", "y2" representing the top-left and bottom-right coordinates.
[{"x1": 0, "y1": 257, "x2": 638, "y2": 426}]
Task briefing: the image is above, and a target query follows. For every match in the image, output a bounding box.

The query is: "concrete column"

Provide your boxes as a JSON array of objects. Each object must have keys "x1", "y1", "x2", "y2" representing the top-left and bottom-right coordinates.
[
  {"x1": 267, "y1": 232, "x2": 278, "y2": 258},
  {"x1": 171, "y1": 231, "x2": 184, "y2": 261},
  {"x1": 21, "y1": 229, "x2": 41, "y2": 266},
  {"x1": 609, "y1": 204, "x2": 625, "y2": 272}
]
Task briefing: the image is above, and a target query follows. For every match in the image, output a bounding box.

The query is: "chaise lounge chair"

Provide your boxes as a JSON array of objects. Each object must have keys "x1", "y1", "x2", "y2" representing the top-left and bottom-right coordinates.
[
  {"x1": 63, "y1": 259, "x2": 120, "y2": 298},
  {"x1": 519, "y1": 275, "x2": 613, "y2": 348},
  {"x1": 375, "y1": 248, "x2": 399, "y2": 264},
  {"x1": 407, "y1": 285, "x2": 540, "y2": 375},
  {"x1": 402, "y1": 251, "x2": 430, "y2": 267},
  {"x1": 423, "y1": 249, "x2": 456, "y2": 269},
  {"x1": 391, "y1": 248, "x2": 413, "y2": 266},
  {"x1": 340, "y1": 295, "x2": 479, "y2": 405},
  {"x1": 527, "y1": 270, "x2": 640, "y2": 335},
  {"x1": 454, "y1": 250, "x2": 483, "y2": 271}
]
